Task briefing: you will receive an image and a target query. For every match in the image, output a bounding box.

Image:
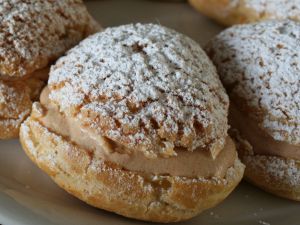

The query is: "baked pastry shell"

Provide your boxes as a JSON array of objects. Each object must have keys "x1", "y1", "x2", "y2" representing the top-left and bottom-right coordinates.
[
  {"x1": 20, "y1": 115, "x2": 245, "y2": 223},
  {"x1": 232, "y1": 130, "x2": 300, "y2": 201}
]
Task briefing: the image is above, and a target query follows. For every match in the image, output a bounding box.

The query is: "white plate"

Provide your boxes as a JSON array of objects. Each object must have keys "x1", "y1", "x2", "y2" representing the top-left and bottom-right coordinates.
[{"x1": 1, "y1": 1, "x2": 299, "y2": 224}]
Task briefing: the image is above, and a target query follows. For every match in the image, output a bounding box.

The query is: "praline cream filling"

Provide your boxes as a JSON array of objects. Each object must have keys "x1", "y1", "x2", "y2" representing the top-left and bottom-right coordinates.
[
  {"x1": 230, "y1": 104, "x2": 300, "y2": 160},
  {"x1": 36, "y1": 87, "x2": 237, "y2": 178}
]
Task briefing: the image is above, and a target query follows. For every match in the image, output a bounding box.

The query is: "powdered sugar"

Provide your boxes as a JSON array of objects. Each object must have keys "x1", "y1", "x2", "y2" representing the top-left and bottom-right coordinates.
[
  {"x1": 0, "y1": 72, "x2": 46, "y2": 139},
  {"x1": 244, "y1": 153, "x2": 300, "y2": 188},
  {"x1": 0, "y1": 0, "x2": 99, "y2": 79},
  {"x1": 0, "y1": 81, "x2": 31, "y2": 125},
  {"x1": 232, "y1": 128, "x2": 300, "y2": 192},
  {"x1": 206, "y1": 20, "x2": 300, "y2": 145},
  {"x1": 19, "y1": 114, "x2": 245, "y2": 220},
  {"x1": 222, "y1": 0, "x2": 300, "y2": 21},
  {"x1": 0, "y1": 81, "x2": 28, "y2": 118},
  {"x1": 244, "y1": 0, "x2": 300, "y2": 20},
  {"x1": 0, "y1": 110, "x2": 29, "y2": 133},
  {"x1": 49, "y1": 23, "x2": 229, "y2": 157}
]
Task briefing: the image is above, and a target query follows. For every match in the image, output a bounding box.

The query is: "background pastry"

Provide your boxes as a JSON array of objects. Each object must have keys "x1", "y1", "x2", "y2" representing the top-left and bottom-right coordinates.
[
  {"x1": 205, "y1": 20, "x2": 300, "y2": 200},
  {"x1": 20, "y1": 23, "x2": 244, "y2": 222},
  {"x1": 0, "y1": 69, "x2": 48, "y2": 139},
  {"x1": 0, "y1": 0, "x2": 100, "y2": 139},
  {"x1": 189, "y1": 0, "x2": 300, "y2": 26}
]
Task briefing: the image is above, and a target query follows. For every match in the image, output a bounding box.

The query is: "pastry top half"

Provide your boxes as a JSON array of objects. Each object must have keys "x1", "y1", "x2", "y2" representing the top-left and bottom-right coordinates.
[
  {"x1": 0, "y1": 0, "x2": 100, "y2": 80},
  {"x1": 47, "y1": 23, "x2": 229, "y2": 158},
  {"x1": 206, "y1": 20, "x2": 300, "y2": 145}
]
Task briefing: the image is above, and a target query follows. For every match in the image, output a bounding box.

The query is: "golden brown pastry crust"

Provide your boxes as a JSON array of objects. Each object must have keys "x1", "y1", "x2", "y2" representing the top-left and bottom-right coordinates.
[
  {"x1": 0, "y1": 0, "x2": 100, "y2": 139},
  {"x1": 189, "y1": 0, "x2": 300, "y2": 26},
  {"x1": 20, "y1": 114, "x2": 245, "y2": 222},
  {"x1": 188, "y1": 0, "x2": 249, "y2": 26},
  {"x1": 0, "y1": 0, "x2": 100, "y2": 80},
  {"x1": 0, "y1": 70, "x2": 47, "y2": 139},
  {"x1": 232, "y1": 131, "x2": 300, "y2": 201}
]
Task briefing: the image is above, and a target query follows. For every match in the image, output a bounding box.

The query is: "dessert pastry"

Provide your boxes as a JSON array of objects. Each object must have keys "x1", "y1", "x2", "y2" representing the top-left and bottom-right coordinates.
[
  {"x1": 188, "y1": 0, "x2": 300, "y2": 26},
  {"x1": 0, "y1": 0, "x2": 100, "y2": 139},
  {"x1": 205, "y1": 20, "x2": 300, "y2": 200},
  {"x1": 0, "y1": 69, "x2": 48, "y2": 139},
  {"x1": 20, "y1": 24, "x2": 244, "y2": 222}
]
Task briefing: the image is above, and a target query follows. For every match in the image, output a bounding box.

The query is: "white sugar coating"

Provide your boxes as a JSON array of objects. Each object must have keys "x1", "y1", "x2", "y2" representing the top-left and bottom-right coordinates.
[
  {"x1": 206, "y1": 20, "x2": 300, "y2": 145},
  {"x1": 243, "y1": 154, "x2": 300, "y2": 188},
  {"x1": 223, "y1": 0, "x2": 300, "y2": 20},
  {"x1": 0, "y1": 110, "x2": 29, "y2": 130},
  {"x1": 0, "y1": 0, "x2": 99, "y2": 79},
  {"x1": 244, "y1": 0, "x2": 300, "y2": 20},
  {"x1": 0, "y1": 81, "x2": 30, "y2": 119},
  {"x1": 0, "y1": 80, "x2": 31, "y2": 138},
  {"x1": 231, "y1": 129, "x2": 300, "y2": 193},
  {"x1": 48, "y1": 23, "x2": 229, "y2": 157},
  {"x1": 0, "y1": 71, "x2": 47, "y2": 138}
]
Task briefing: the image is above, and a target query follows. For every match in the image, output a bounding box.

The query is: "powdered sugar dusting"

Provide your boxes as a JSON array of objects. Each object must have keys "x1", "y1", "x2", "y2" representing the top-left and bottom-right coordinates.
[
  {"x1": 19, "y1": 115, "x2": 244, "y2": 219},
  {"x1": 0, "y1": 81, "x2": 31, "y2": 137},
  {"x1": 206, "y1": 20, "x2": 300, "y2": 145},
  {"x1": 0, "y1": 72, "x2": 46, "y2": 138},
  {"x1": 0, "y1": 0, "x2": 99, "y2": 79},
  {"x1": 220, "y1": 0, "x2": 300, "y2": 22},
  {"x1": 244, "y1": 0, "x2": 300, "y2": 21},
  {"x1": 244, "y1": 153, "x2": 300, "y2": 188},
  {"x1": 232, "y1": 129, "x2": 300, "y2": 191},
  {"x1": 49, "y1": 23, "x2": 229, "y2": 157},
  {"x1": 0, "y1": 81, "x2": 30, "y2": 118}
]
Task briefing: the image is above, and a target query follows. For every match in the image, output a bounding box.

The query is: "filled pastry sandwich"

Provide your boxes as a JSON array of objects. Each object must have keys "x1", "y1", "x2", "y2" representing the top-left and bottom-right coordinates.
[
  {"x1": 0, "y1": 0, "x2": 100, "y2": 139},
  {"x1": 20, "y1": 23, "x2": 245, "y2": 222},
  {"x1": 206, "y1": 20, "x2": 300, "y2": 200}
]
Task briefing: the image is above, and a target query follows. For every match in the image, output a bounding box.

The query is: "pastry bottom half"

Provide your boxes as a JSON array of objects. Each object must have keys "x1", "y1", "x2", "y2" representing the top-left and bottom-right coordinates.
[
  {"x1": 188, "y1": 0, "x2": 281, "y2": 26},
  {"x1": 20, "y1": 115, "x2": 245, "y2": 223},
  {"x1": 232, "y1": 130, "x2": 300, "y2": 201}
]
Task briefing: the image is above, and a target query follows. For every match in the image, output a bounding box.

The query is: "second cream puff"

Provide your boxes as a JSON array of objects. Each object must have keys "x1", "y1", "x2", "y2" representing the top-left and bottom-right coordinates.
[{"x1": 206, "y1": 20, "x2": 300, "y2": 201}]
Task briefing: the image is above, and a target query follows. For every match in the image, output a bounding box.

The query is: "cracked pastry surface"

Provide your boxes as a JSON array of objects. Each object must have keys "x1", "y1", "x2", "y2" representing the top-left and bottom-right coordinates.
[
  {"x1": 0, "y1": 0, "x2": 100, "y2": 139},
  {"x1": 48, "y1": 23, "x2": 229, "y2": 158},
  {"x1": 206, "y1": 20, "x2": 300, "y2": 200},
  {"x1": 206, "y1": 20, "x2": 300, "y2": 145},
  {"x1": 189, "y1": 0, "x2": 300, "y2": 26},
  {"x1": 20, "y1": 24, "x2": 244, "y2": 222},
  {"x1": 0, "y1": 0, "x2": 100, "y2": 80}
]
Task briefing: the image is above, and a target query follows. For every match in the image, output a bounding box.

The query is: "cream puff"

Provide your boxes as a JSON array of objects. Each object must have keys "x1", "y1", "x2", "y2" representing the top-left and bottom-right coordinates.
[
  {"x1": 0, "y1": 0, "x2": 100, "y2": 139},
  {"x1": 20, "y1": 23, "x2": 244, "y2": 222},
  {"x1": 0, "y1": 68, "x2": 48, "y2": 139},
  {"x1": 189, "y1": 0, "x2": 300, "y2": 26},
  {"x1": 206, "y1": 20, "x2": 300, "y2": 200}
]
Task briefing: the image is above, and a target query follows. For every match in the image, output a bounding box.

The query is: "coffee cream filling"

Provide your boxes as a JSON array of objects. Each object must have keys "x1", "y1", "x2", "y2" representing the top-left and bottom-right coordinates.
[
  {"x1": 35, "y1": 87, "x2": 237, "y2": 178},
  {"x1": 230, "y1": 104, "x2": 300, "y2": 160}
]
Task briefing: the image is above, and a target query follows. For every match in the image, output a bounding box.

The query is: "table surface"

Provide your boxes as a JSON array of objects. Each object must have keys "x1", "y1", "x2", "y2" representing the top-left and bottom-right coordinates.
[{"x1": 0, "y1": 1, "x2": 299, "y2": 225}]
